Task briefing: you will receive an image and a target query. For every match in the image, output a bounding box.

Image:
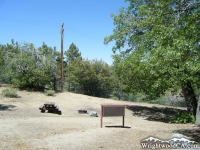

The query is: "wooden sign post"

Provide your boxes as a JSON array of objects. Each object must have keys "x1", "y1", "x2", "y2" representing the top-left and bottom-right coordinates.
[{"x1": 101, "y1": 104, "x2": 125, "y2": 128}]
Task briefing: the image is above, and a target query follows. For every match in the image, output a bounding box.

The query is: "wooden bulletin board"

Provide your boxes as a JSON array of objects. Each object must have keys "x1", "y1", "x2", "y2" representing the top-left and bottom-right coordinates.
[{"x1": 101, "y1": 104, "x2": 125, "y2": 128}]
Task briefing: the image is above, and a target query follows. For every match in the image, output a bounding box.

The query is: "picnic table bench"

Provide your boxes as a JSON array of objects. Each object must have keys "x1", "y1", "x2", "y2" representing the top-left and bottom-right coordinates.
[{"x1": 39, "y1": 102, "x2": 62, "y2": 115}]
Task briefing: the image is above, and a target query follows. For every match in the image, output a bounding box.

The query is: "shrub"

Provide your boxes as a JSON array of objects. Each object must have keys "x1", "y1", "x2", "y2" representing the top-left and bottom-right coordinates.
[
  {"x1": 170, "y1": 112, "x2": 196, "y2": 124},
  {"x1": 45, "y1": 89, "x2": 55, "y2": 96},
  {"x1": 1, "y1": 88, "x2": 18, "y2": 98}
]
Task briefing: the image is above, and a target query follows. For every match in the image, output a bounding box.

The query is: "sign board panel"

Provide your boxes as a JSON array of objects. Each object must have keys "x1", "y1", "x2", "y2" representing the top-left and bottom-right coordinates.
[
  {"x1": 102, "y1": 105, "x2": 125, "y2": 117},
  {"x1": 101, "y1": 104, "x2": 125, "y2": 128}
]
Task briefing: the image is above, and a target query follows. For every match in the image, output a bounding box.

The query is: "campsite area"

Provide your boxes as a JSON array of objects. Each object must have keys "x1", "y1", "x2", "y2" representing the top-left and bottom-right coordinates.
[{"x1": 0, "y1": 86, "x2": 199, "y2": 150}]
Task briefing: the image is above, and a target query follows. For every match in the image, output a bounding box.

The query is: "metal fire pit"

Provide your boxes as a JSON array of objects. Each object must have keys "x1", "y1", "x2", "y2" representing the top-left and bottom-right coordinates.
[{"x1": 78, "y1": 110, "x2": 87, "y2": 114}]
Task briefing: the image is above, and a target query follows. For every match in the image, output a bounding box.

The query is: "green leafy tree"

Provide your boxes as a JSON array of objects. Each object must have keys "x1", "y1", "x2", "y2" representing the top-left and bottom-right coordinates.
[
  {"x1": 64, "y1": 43, "x2": 82, "y2": 91},
  {"x1": 64, "y1": 43, "x2": 81, "y2": 64},
  {"x1": 0, "y1": 44, "x2": 6, "y2": 81},
  {"x1": 38, "y1": 42, "x2": 54, "y2": 56},
  {"x1": 1, "y1": 41, "x2": 59, "y2": 90},
  {"x1": 91, "y1": 59, "x2": 114, "y2": 97},
  {"x1": 111, "y1": 54, "x2": 125, "y2": 100},
  {"x1": 69, "y1": 58, "x2": 113, "y2": 98},
  {"x1": 104, "y1": 0, "x2": 200, "y2": 116},
  {"x1": 0, "y1": 39, "x2": 20, "y2": 83}
]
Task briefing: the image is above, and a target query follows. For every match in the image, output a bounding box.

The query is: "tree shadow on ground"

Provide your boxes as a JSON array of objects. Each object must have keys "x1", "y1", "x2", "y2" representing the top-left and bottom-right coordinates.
[
  {"x1": 18, "y1": 86, "x2": 44, "y2": 93},
  {"x1": 126, "y1": 105, "x2": 187, "y2": 123},
  {"x1": 44, "y1": 110, "x2": 62, "y2": 115},
  {"x1": 173, "y1": 128, "x2": 200, "y2": 143},
  {"x1": 19, "y1": 86, "x2": 60, "y2": 95},
  {"x1": 0, "y1": 104, "x2": 16, "y2": 111}
]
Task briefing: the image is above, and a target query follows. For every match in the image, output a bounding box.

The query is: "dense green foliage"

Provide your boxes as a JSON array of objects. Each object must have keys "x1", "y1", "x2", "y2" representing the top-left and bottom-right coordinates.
[
  {"x1": 63, "y1": 43, "x2": 113, "y2": 98},
  {"x1": 105, "y1": 0, "x2": 200, "y2": 116},
  {"x1": 1, "y1": 88, "x2": 18, "y2": 98},
  {"x1": 0, "y1": 40, "x2": 114, "y2": 98},
  {"x1": 0, "y1": 40, "x2": 20, "y2": 83},
  {"x1": 64, "y1": 43, "x2": 82, "y2": 92},
  {"x1": 170, "y1": 112, "x2": 196, "y2": 124},
  {"x1": 45, "y1": 89, "x2": 55, "y2": 96},
  {"x1": 64, "y1": 43, "x2": 82, "y2": 64},
  {"x1": 0, "y1": 40, "x2": 59, "y2": 90},
  {"x1": 68, "y1": 58, "x2": 113, "y2": 98}
]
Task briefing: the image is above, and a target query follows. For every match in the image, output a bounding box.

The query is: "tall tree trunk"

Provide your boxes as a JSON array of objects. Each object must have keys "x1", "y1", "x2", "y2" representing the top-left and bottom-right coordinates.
[
  {"x1": 54, "y1": 76, "x2": 56, "y2": 91},
  {"x1": 181, "y1": 81, "x2": 197, "y2": 116}
]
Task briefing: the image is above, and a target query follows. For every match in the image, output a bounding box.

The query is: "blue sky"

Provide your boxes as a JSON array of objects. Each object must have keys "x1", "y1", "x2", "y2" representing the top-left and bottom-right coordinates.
[{"x1": 0, "y1": 0, "x2": 129, "y2": 65}]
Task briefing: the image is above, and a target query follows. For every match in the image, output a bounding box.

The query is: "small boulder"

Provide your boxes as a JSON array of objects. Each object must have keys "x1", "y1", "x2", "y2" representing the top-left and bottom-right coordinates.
[{"x1": 89, "y1": 111, "x2": 98, "y2": 117}]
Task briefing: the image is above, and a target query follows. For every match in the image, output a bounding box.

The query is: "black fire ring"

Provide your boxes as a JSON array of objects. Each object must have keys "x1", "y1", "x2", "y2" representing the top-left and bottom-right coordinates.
[{"x1": 78, "y1": 110, "x2": 87, "y2": 114}]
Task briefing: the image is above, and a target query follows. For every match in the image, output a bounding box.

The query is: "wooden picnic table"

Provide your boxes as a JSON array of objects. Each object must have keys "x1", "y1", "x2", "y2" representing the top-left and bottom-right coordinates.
[{"x1": 39, "y1": 102, "x2": 61, "y2": 115}]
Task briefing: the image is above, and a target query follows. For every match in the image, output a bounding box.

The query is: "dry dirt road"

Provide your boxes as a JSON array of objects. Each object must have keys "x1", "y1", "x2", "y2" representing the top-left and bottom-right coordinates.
[{"x1": 0, "y1": 86, "x2": 199, "y2": 150}]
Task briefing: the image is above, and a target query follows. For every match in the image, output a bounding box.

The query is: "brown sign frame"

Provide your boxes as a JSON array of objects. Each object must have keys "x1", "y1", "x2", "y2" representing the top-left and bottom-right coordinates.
[{"x1": 100, "y1": 104, "x2": 125, "y2": 128}]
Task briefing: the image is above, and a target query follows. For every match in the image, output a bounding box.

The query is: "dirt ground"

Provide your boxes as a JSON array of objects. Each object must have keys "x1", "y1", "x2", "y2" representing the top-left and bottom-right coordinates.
[{"x1": 0, "y1": 86, "x2": 199, "y2": 150}]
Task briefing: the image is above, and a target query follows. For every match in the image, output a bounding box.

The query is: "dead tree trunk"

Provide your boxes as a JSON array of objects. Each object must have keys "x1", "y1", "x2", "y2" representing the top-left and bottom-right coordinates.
[{"x1": 181, "y1": 81, "x2": 197, "y2": 116}]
